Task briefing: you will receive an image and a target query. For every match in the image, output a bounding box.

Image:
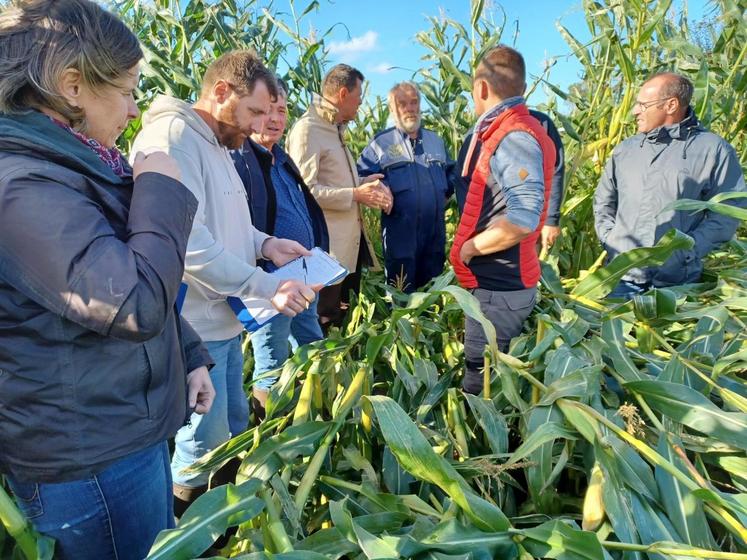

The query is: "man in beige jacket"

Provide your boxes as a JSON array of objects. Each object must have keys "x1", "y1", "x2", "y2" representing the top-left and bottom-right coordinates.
[{"x1": 287, "y1": 64, "x2": 392, "y2": 328}]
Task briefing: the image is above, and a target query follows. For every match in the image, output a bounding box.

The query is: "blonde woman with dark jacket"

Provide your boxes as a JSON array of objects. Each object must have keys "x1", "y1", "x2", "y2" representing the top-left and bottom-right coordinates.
[{"x1": 0, "y1": 1, "x2": 215, "y2": 557}]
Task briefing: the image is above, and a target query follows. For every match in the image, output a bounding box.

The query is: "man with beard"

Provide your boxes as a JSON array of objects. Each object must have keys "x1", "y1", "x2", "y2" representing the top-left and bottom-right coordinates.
[
  {"x1": 357, "y1": 82, "x2": 454, "y2": 292},
  {"x1": 131, "y1": 50, "x2": 318, "y2": 513}
]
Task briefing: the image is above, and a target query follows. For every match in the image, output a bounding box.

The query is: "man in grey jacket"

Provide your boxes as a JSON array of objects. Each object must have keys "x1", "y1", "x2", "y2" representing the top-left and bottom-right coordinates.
[{"x1": 594, "y1": 72, "x2": 746, "y2": 299}]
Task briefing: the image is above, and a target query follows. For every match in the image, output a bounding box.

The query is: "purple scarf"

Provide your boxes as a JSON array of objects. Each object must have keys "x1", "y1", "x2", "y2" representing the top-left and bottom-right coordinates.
[{"x1": 50, "y1": 117, "x2": 126, "y2": 177}]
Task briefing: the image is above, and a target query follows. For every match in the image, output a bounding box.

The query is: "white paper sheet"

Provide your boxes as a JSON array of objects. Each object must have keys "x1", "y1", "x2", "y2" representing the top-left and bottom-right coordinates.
[{"x1": 227, "y1": 248, "x2": 348, "y2": 332}]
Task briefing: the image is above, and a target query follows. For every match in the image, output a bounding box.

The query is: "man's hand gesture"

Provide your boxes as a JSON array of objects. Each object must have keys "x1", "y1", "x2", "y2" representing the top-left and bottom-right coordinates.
[{"x1": 354, "y1": 173, "x2": 393, "y2": 214}]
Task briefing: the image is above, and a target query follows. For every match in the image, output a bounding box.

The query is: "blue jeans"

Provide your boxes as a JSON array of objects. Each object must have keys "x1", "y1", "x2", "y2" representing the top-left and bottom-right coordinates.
[
  {"x1": 6, "y1": 441, "x2": 173, "y2": 560},
  {"x1": 171, "y1": 335, "x2": 246, "y2": 486},
  {"x1": 251, "y1": 301, "x2": 323, "y2": 391},
  {"x1": 608, "y1": 280, "x2": 651, "y2": 301}
]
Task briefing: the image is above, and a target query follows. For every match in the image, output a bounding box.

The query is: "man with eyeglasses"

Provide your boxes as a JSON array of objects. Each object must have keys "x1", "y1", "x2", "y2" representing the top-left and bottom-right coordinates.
[{"x1": 594, "y1": 72, "x2": 745, "y2": 299}]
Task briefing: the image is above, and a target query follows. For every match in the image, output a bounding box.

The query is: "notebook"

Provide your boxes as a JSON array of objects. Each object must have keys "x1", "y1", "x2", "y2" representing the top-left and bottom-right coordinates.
[{"x1": 227, "y1": 247, "x2": 348, "y2": 332}]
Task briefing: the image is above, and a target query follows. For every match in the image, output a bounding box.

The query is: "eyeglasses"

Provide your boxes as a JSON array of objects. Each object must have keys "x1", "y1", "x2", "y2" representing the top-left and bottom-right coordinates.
[{"x1": 634, "y1": 97, "x2": 673, "y2": 111}]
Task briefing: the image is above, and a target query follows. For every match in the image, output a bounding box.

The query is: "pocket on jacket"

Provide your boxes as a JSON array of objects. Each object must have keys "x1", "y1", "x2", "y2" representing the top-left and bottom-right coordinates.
[
  {"x1": 652, "y1": 248, "x2": 700, "y2": 286},
  {"x1": 7, "y1": 479, "x2": 44, "y2": 519},
  {"x1": 140, "y1": 344, "x2": 156, "y2": 419},
  {"x1": 384, "y1": 164, "x2": 414, "y2": 194},
  {"x1": 426, "y1": 159, "x2": 448, "y2": 194}
]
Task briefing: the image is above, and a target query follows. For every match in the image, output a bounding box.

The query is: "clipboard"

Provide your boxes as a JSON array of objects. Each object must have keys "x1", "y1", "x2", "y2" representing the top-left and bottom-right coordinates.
[{"x1": 227, "y1": 247, "x2": 347, "y2": 332}]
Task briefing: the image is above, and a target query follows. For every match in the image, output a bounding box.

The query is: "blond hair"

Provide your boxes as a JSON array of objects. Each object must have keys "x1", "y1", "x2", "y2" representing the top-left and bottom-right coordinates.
[{"x1": 0, "y1": 0, "x2": 142, "y2": 127}]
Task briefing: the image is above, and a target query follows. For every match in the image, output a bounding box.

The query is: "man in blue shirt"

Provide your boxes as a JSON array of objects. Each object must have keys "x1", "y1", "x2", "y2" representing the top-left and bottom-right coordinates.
[
  {"x1": 456, "y1": 114, "x2": 565, "y2": 254},
  {"x1": 357, "y1": 82, "x2": 455, "y2": 293},
  {"x1": 232, "y1": 78, "x2": 329, "y2": 415}
]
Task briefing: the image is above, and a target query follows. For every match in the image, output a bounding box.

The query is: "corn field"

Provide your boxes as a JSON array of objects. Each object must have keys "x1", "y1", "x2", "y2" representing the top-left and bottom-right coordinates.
[{"x1": 2, "y1": 0, "x2": 747, "y2": 558}]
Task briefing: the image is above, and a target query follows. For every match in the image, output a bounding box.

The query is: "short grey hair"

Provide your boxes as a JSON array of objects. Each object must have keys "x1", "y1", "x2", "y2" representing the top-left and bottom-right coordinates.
[
  {"x1": 387, "y1": 81, "x2": 420, "y2": 106},
  {"x1": 648, "y1": 72, "x2": 694, "y2": 108},
  {"x1": 0, "y1": 0, "x2": 143, "y2": 127}
]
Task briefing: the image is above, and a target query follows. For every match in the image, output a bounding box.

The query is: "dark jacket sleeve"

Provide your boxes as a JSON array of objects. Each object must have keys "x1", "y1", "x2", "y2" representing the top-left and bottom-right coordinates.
[
  {"x1": 689, "y1": 143, "x2": 747, "y2": 258},
  {"x1": 357, "y1": 141, "x2": 383, "y2": 177},
  {"x1": 543, "y1": 117, "x2": 565, "y2": 227},
  {"x1": 180, "y1": 316, "x2": 214, "y2": 373},
  {"x1": 0, "y1": 170, "x2": 197, "y2": 342}
]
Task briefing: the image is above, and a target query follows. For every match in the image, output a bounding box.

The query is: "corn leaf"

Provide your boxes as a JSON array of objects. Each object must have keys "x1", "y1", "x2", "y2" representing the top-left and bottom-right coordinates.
[{"x1": 626, "y1": 380, "x2": 747, "y2": 450}]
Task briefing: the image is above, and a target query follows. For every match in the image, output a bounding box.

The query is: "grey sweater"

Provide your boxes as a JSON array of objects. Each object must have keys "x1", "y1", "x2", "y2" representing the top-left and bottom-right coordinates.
[
  {"x1": 131, "y1": 96, "x2": 281, "y2": 341},
  {"x1": 594, "y1": 109, "x2": 746, "y2": 285}
]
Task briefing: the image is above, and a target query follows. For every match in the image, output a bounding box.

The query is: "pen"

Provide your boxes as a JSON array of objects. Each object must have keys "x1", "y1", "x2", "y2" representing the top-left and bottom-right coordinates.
[{"x1": 301, "y1": 257, "x2": 312, "y2": 308}]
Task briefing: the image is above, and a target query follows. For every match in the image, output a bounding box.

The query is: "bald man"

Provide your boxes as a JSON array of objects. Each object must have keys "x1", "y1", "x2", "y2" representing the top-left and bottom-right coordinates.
[{"x1": 594, "y1": 72, "x2": 746, "y2": 299}]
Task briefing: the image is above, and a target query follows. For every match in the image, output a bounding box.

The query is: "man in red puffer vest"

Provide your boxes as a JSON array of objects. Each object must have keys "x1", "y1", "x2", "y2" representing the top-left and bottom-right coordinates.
[{"x1": 450, "y1": 45, "x2": 556, "y2": 394}]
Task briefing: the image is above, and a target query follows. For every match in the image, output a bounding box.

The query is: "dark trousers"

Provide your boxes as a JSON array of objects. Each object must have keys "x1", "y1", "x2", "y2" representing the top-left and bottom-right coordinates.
[
  {"x1": 317, "y1": 235, "x2": 368, "y2": 329},
  {"x1": 463, "y1": 286, "x2": 536, "y2": 394}
]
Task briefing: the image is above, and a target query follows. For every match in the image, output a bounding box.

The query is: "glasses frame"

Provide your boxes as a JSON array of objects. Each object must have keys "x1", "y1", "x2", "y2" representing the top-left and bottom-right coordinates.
[{"x1": 634, "y1": 97, "x2": 674, "y2": 111}]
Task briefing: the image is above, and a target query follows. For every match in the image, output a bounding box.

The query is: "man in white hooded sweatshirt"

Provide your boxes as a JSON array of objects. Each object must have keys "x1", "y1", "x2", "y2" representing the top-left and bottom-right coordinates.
[{"x1": 131, "y1": 50, "x2": 319, "y2": 512}]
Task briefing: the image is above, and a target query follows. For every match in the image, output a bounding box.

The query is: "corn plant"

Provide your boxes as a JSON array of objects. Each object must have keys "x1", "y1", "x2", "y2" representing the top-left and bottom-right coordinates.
[{"x1": 2, "y1": 0, "x2": 746, "y2": 559}]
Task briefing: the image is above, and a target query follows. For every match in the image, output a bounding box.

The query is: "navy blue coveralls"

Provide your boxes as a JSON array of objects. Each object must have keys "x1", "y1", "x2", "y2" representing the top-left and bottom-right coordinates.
[{"x1": 357, "y1": 127, "x2": 454, "y2": 293}]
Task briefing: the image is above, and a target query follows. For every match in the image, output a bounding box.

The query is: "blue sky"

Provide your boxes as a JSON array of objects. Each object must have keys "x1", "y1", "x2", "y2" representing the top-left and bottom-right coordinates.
[{"x1": 267, "y1": 0, "x2": 709, "y2": 107}]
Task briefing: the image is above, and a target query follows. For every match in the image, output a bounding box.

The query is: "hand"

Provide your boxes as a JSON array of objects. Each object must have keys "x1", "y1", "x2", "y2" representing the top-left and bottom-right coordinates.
[
  {"x1": 133, "y1": 151, "x2": 181, "y2": 182},
  {"x1": 271, "y1": 280, "x2": 323, "y2": 317},
  {"x1": 354, "y1": 176, "x2": 393, "y2": 212},
  {"x1": 359, "y1": 173, "x2": 385, "y2": 186},
  {"x1": 186, "y1": 366, "x2": 215, "y2": 415},
  {"x1": 262, "y1": 237, "x2": 311, "y2": 267},
  {"x1": 380, "y1": 185, "x2": 394, "y2": 214},
  {"x1": 459, "y1": 240, "x2": 475, "y2": 265},
  {"x1": 541, "y1": 225, "x2": 561, "y2": 253}
]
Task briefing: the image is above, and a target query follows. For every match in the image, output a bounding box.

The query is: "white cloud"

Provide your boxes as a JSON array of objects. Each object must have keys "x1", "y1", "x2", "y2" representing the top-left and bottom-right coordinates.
[
  {"x1": 370, "y1": 62, "x2": 394, "y2": 74},
  {"x1": 328, "y1": 30, "x2": 378, "y2": 61}
]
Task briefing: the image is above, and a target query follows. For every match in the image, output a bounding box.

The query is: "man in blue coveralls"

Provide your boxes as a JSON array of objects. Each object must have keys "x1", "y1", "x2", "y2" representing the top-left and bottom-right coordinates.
[{"x1": 357, "y1": 82, "x2": 455, "y2": 293}]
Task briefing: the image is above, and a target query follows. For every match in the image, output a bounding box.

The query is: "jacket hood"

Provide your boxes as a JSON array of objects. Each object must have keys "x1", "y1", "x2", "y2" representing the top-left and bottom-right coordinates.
[
  {"x1": 640, "y1": 107, "x2": 704, "y2": 159},
  {"x1": 644, "y1": 107, "x2": 702, "y2": 141},
  {"x1": 141, "y1": 95, "x2": 219, "y2": 147},
  {"x1": 0, "y1": 110, "x2": 126, "y2": 184}
]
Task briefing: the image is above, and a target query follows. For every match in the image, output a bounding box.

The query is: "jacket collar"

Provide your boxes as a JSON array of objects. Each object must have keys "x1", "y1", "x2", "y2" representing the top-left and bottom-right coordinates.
[
  {"x1": 394, "y1": 126, "x2": 422, "y2": 142},
  {"x1": 643, "y1": 107, "x2": 702, "y2": 143},
  {"x1": 309, "y1": 94, "x2": 342, "y2": 127},
  {"x1": 475, "y1": 96, "x2": 525, "y2": 137},
  {"x1": 0, "y1": 110, "x2": 128, "y2": 184}
]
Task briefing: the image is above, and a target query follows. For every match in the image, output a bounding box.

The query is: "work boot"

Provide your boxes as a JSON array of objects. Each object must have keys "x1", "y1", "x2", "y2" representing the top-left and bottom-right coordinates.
[
  {"x1": 251, "y1": 392, "x2": 267, "y2": 425},
  {"x1": 173, "y1": 482, "x2": 208, "y2": 519},
  {"x1": 209, "y1": 457, "x2": 243, "y2": 550}
]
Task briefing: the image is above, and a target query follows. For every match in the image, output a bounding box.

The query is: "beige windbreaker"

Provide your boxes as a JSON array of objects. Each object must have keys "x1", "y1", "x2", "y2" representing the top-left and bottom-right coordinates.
[{"x1": 286, "y1": 94, "x2": 378, "y2": 274}]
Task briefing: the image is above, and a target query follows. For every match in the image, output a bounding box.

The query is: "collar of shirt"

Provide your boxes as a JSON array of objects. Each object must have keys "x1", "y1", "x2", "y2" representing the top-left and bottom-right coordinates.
[
  {"x1": 474, "y1": 96, "x2": 525, "y2": 137},
  {"x1": 461, "y1": 96, "x2": 525, "y2": 178},
  {"x1": 270, "y1": 143, "x2": 288, "y2": 165},
  {"x1": 310, "y1": 93, "x2": 345, "y2": 128}
]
